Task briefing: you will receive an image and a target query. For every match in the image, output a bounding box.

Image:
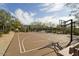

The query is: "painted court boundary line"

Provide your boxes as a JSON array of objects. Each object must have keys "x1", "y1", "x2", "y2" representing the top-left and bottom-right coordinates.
[
  {"x1": 22, "y1": 38, "x2": 26, "y2": 52},
  {"x1": 18, "y1": 33, "x2": 53, "y2": 54},
  {"x1": 22, "y1": 40, "x2": 52, "y2": 53},
  {"x1": 18, "y1": 32, "x2": 23, "y2": 53}
]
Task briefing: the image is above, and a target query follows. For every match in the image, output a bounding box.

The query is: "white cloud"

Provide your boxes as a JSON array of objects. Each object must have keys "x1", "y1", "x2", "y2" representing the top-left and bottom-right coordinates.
[
  {"x1": 13, "y1": 9, "x2": 75, "y2": 26},
  {"x1": 35, "y1": 16, "x2": 75, "y2": 26},
  {"x1": 14, "y1": 8, "x2": 75, "y2": 26},
  {"x1": 10, "y1": 11, "x2": 16, "y2": 17},
  {"x1": 14, "y1": 9, "x2": 58, "y2": 25},
  {"x1": 35, "y1": 16, "x2": 58, "y2": 26},
  {"x1": 59, "y1": 16, "x2": 75, "y2": 21},
  {"x1": 40, "y1": 3, "x2": 50, "y2": 7},
  {"x1": 30, "y1": 12, "x2": 36, "y2": 16},
  {"x1": 40, "y1": 3, "x2": 65, "y2": 13},
  {"x1": 15, "y1": 8, "x2": 34, "y2": 25}
]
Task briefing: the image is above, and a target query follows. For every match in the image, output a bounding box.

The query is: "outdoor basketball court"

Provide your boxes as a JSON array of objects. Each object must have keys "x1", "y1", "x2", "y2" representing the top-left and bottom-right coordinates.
[{"x1": 4, "y1": 32, "x2": 58, "y2": 56}]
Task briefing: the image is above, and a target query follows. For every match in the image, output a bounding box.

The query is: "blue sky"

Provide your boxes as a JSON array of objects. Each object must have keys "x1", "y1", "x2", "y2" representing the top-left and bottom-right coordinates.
[
  {"x1": 5, "y1": 3, "x2": 70, "y2": 17},
  {"x1": 0, "y1": 3, "x2": 75, "y2": 25}
]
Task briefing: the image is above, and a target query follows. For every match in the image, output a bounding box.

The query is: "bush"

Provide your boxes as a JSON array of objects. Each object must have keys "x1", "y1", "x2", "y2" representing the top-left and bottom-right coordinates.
[
  {"x1": 64, "y1": 28, "x2": 79, "y2": 35},
  {"x1": 0, "y1": 32, "x2": 3, "y2": 37},
  {"x1": 74, "y1": 28, "x2": 79, "y2": 35},
  {"x1": 3, "y1": 28, "x2": 10, "y2": 34}
]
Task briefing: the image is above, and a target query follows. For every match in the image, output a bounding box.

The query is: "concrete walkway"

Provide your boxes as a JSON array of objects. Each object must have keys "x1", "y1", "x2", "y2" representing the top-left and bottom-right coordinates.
[{"x1": 0, "y1": 32, "x2": 15, "y2": 56}]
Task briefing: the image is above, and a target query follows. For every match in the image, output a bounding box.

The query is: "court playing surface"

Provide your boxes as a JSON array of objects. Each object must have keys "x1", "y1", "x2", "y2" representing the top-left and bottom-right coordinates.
[{"x1": 4, "y1": 32, "x2": 57, "y2": 56}]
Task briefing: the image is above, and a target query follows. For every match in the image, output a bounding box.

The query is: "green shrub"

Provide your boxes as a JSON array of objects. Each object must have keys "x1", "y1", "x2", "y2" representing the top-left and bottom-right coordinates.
[
  {"x1": 3, "y1": 28, "x2": 10, "y2": 34},
  {"x1": 0, "y1": 32, "x2": 3, "y2": 37},
  {"x1": 74, "y1": 28, "x2": 79, "y2": 35}
]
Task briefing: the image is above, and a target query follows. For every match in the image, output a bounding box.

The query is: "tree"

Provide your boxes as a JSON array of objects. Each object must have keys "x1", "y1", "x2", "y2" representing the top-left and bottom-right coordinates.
[
  {"x1": 30, "y1": 22, "x2": 43, "y2": 32},
  {"x1": 10, "y1": 19, "x2": 21, "y2": 31},
  {"x1": 65, "y1": 3, "x2": 79, "y2": 23},
  {"x1": 0, "y1": 9, "x2": 11, "y2": 33}
]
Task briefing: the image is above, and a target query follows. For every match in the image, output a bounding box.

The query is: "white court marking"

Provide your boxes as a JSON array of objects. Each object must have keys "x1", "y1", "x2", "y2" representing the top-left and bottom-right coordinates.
[
  {"x1": 18, "y1": 32, "x2": 53, "y2": 54},
  {"x1": 22, "y1": 39, "x2": 51, "y2": 53},
  {"x1": 22, "y1": 38, "x2": 26, "y2": 52},
  {"x1": 17, "y1": 32, "x2": 23, "y2": 53}
]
